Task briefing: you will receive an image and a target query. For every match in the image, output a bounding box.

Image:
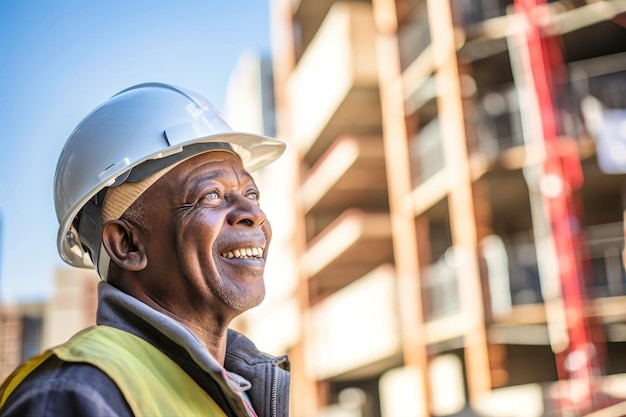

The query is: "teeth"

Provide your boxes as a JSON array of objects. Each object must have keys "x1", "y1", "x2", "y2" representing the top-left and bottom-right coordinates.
[{"x1": 221, "y1": 247, "x2": 264, "y2": 259}]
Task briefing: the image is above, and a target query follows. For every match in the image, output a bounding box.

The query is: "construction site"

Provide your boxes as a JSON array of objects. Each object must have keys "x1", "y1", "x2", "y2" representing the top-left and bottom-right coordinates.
[{"x1": 2, "y1": 1, "x2": 626, "y2": 416}]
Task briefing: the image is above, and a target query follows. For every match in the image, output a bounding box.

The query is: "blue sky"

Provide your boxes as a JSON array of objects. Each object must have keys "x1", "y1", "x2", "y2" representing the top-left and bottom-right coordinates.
[{"x1": 0, "y1": 1, "x2": 272, "y2": 301}]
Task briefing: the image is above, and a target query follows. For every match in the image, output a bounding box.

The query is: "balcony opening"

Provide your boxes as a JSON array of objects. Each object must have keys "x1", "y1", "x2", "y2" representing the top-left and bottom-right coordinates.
[{"x1": 417, "y1": 197, "x2": 461, "y2": 321}]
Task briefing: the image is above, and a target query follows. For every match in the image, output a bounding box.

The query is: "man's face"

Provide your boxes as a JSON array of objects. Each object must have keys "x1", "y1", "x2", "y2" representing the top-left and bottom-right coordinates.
[{"x1": 134, "y1": 151, "x2": 271, "y2": 317}]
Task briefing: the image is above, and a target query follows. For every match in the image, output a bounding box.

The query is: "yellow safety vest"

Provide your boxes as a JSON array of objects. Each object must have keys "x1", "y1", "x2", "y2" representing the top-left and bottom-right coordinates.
[{"x1": 0, "y1": 325, "x2": 229, "y2": 417}]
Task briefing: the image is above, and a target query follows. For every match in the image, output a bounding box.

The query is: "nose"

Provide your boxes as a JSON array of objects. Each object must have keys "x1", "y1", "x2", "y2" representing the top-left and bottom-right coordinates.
[{"x1": 227, "y1": 194, "x2": 267, "y2": 227}]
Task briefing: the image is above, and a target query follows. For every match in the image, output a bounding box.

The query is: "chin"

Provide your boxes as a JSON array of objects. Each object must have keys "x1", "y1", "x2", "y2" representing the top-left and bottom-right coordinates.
[
  {"x1": 242, "y1": 285, "x2": 266, "y2": 309},
  {"x1": 229, "y1": 293, "x2": 266, "y2": 312},
  {"x1": 219, "y1": 281, "x2": 266, "y2": 312}
]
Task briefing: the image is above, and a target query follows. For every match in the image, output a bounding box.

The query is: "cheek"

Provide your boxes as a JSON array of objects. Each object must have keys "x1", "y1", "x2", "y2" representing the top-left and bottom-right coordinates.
[
  {"x1": 179, "y1": 213, "x2": 222, "y2": 258},
  {"x1": 177, "y1": 235, "x2": 219, "y2": 285}
]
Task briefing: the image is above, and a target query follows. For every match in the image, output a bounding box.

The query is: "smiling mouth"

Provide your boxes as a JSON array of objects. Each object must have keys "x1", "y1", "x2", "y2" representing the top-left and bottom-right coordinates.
[{"x1": 221, "y1": 247, "x2": 264, "y2": 259}]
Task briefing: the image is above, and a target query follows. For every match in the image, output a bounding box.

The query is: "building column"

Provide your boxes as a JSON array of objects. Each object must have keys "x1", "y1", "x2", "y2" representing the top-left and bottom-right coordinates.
[{"x1": 426, "y1": 0, "x2": 493, "y2": 401}]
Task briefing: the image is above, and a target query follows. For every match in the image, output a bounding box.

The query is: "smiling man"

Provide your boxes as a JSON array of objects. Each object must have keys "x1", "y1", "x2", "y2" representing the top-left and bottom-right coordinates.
[{"x1": 0, "y1": 83, "x2": 290, "y2": 417}]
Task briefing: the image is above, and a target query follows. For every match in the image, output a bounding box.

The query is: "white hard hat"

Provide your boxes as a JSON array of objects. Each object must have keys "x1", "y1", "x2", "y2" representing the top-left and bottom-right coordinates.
[{"x1": 54, "y1": 82, "x2": 285, "y2": 271}]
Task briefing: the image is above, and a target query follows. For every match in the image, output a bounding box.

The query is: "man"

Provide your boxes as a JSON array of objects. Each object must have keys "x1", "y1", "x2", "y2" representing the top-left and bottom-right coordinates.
[{"x1": 0, "y1": 83, "x2": 290, "y2": 417}]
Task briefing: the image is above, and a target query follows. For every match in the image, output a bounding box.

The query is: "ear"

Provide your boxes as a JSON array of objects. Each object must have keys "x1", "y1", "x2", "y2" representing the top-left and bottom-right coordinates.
[{"x1": 102, "y1": 219, "x2": 148, "y2": 272}]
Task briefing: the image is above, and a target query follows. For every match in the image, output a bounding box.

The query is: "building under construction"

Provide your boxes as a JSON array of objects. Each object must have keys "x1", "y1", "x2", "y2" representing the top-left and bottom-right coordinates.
[{"x1": 245, "y1": 0, "x2": 626, "y2": 415}]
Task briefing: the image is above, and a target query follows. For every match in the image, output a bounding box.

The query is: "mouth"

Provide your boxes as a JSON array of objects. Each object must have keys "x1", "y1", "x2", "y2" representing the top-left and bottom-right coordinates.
[{"x1": 220, "y1": 247, "x2": 264, "y2": 259}]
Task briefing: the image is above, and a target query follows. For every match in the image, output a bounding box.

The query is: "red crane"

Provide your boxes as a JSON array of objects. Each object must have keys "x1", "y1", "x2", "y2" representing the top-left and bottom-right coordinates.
[{"x1": 511, "y1": 0, "x2": 606, "y2": 414}]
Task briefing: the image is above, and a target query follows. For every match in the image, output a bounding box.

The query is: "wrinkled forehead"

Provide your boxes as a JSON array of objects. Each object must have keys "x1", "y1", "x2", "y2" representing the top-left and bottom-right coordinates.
[{"x1": 172, "y1": 150, "x2": 250, "y2": 178}]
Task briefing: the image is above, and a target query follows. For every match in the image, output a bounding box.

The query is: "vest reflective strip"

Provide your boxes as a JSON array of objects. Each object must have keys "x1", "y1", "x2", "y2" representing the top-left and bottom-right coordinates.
[{"x1": 1, "y1": 326, "x2": 229, "y2": 417}]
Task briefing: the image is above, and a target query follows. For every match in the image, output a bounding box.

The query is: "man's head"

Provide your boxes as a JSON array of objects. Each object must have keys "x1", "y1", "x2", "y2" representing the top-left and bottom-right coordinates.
[
  {"x1": 53, "y1": 83, "x2": 285, "y2": 288},
  {"x1": 101, "y1": 150, "x2": 271, "y2": 317}
]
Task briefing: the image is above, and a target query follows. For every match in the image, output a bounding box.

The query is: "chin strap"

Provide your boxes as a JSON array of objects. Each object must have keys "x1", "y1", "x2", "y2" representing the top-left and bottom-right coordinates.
[
  {"x1": 98, "y1": 245, "x2": 111, "y2": 281},
  {"x1": 77, "y1": 190, "x2": 108, "y2": 280}
]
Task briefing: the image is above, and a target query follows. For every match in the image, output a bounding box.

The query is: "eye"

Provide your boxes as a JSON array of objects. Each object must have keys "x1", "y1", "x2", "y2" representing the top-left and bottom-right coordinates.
[
  {"x1": 204, "y1": 190, "x2": 220, "y2": 199},
  {"x1": 199, "y1": 190, "x2": 222, "y2": 205},
  {"x1": 245, "y1": 190, "x2": 260, "y2": 202}
]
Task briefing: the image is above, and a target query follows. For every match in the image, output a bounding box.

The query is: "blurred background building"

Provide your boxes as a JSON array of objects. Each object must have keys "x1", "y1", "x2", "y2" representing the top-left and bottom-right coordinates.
[
  {"x1": 2, "y1": 1, "x2": 626, "y2": 416},
  {"x1": 245, "y1": 0, "x2": 626, "y2": 416},
  {"x1": 0, "y1": 268, "x2": 97, "y2": 382}
]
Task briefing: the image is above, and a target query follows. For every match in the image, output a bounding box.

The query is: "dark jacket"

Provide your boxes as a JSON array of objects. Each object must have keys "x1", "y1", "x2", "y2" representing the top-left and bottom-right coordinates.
[{"x1": 0, "y1": 282, "x2": 290, "y2": 417}]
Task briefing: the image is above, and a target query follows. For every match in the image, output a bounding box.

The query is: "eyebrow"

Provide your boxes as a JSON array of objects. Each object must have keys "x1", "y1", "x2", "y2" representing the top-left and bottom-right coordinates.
[{"x1": 183, "y1": 167, "x2": 256, "y2": 194}]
